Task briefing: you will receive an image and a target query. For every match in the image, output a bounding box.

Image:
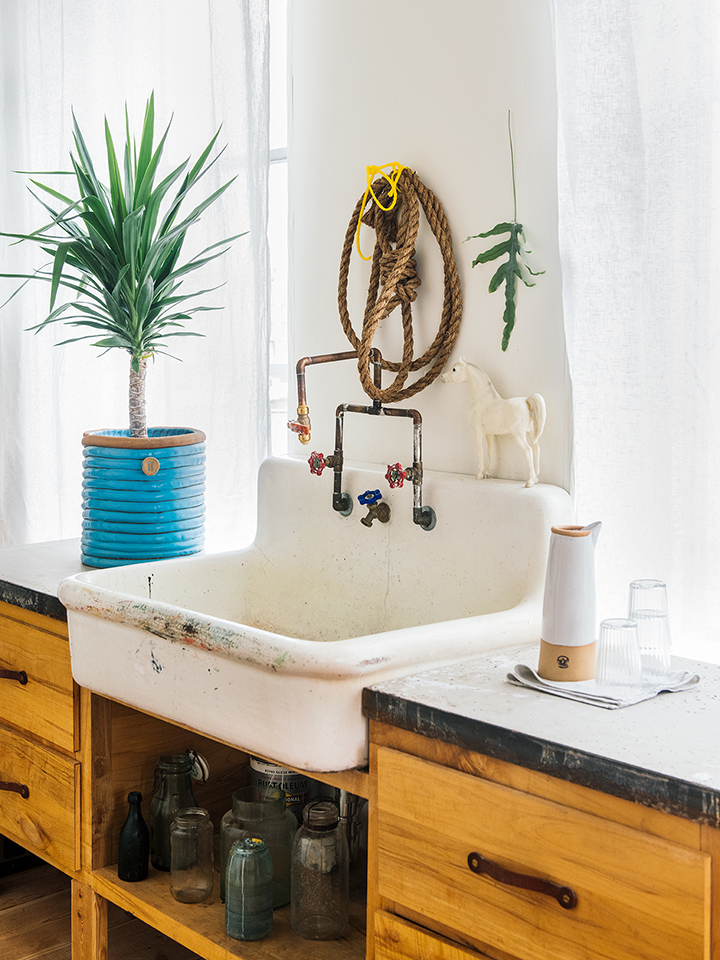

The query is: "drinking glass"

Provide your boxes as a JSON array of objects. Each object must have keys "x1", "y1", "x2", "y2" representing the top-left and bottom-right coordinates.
[
  {"x1": 596, "y1": 619, "x2": 642, "y2": 696},
  {"x1": 628, "y1": 580, "x2": 671, "y2": 681}
]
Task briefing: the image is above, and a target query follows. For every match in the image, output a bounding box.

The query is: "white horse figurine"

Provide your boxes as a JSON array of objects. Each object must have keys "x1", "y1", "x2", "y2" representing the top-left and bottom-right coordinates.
[{"x1": 441, "y1": 357, "x2": 546, "y2": 487}]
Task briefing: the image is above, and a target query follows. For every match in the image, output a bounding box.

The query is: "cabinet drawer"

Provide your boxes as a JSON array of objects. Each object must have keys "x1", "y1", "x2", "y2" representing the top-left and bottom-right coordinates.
[
  {"x1": 0, "y1": 606, "x2": 77, "y2": 753},
  {"x1": 376, "y1": 747, "x2": 711, "y2": 960},
  {"x1": 375, "y1": 910, "x2": 482, "y2": 960},
  {"x1": 0, "y1": 723, "x2": 79, "y2": 872}
]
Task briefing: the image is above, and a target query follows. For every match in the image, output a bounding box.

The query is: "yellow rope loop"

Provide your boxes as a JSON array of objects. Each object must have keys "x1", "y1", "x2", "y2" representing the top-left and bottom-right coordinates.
[{"x1": 355, "y1": 161, "x2": 405, "y2": 261}]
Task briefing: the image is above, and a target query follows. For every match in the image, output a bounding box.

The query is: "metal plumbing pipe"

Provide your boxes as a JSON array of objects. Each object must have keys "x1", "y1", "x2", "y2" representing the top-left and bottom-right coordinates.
[{"x1": 289, "y1": 349, "x2": 384, "y2": 443}]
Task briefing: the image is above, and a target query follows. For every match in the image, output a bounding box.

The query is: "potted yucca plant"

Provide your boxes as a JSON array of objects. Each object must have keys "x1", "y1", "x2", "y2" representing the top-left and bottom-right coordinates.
[{"x1": 1, "y1": 94, "x2": 243, "y2": 566}]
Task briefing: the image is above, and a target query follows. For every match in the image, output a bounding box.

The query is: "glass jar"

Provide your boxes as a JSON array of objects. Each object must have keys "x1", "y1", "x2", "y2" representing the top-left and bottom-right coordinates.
[
  {"x1": 149, "y1": 755, "x2": 198, "y2": 871},
  {"x1": 291, "y1": 800, "x2": 349, "y2": 940},
  {"x1": 170, "y1": 808, "x2": 214, "y2": 903},
  {"x1": 225, "y1": 837, "x2": 274, "y2": 941},
  {"x1": 220, "y1": 785, "x2": 297, "y2": 906}
]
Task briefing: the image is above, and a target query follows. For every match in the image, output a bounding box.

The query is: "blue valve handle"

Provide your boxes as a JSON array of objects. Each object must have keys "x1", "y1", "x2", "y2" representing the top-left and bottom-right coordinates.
[{"x1": 358, "y1": 489, "x2": 382, "y2": 506}]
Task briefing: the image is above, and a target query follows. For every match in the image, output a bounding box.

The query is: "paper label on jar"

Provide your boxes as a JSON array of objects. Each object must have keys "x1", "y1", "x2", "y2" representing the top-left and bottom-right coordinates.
[{"x1": 249, "y1": 756, "x2": 315, "y2": 808}]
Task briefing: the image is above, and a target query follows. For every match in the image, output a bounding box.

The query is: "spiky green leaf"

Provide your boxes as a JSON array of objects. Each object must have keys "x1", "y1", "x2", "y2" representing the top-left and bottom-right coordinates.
[{"x1": 0, "y1": 93, "x2": 242, "y2": 392}]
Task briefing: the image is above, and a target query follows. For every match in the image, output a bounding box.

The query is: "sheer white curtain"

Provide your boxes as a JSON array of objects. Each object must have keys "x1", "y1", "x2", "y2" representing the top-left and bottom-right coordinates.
[
  {"x1": 554, "y1": 1, "x2": 720, "y2": 659},
  {"x1": 0, "y1": 0, "x2": 270, "y2": 552}
]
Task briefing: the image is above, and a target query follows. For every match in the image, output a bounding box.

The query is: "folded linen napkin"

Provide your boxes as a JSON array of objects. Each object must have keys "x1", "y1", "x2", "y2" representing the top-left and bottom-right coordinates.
[{"x1": 507, "y1": 663, "x2": 700, "y2": 709}]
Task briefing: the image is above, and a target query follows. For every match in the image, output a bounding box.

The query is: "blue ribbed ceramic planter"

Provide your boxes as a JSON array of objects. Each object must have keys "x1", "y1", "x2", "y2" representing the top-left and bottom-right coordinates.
[{"x1": 81, "y1": 427, "x2": 206, "y2": 568}]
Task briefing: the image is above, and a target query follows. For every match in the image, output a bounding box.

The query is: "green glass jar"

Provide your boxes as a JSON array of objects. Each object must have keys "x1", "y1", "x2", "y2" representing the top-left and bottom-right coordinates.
[
  {"x1": 226, "y1": 837, "x2": 273, "y2": 941},
  {"x1": 220, "y1": 785, "x2": 297, "y2": 906},
  {"x1": 149, "y1": 755, "x2": 198, "y2": 871}
]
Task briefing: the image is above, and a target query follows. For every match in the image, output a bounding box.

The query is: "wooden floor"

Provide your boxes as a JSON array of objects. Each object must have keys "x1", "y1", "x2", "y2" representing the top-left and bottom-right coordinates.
[{"x1": 0, "y1": 859, "x2": 203, "y2": 960}]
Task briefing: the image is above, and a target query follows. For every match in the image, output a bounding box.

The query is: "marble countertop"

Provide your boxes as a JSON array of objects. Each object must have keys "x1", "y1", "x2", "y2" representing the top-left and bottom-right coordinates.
[
  {"x1": 364, "y1": 645, "x2": 720, "y2": 827},
  {"x1": 0, "y1": 539, "x2": 88, "y2": 620}
]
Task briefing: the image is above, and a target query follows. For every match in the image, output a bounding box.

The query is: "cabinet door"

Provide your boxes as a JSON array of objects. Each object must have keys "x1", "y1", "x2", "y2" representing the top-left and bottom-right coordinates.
[
  {"x1": 0, "y1": 722, "x2": 80, "y2": 872},
  {"x1": 0, "y1": 605, "x2": 77, "y2": 753},
  {"x1": 376, "y1": 746, "x2": 711, "y2": 960}
]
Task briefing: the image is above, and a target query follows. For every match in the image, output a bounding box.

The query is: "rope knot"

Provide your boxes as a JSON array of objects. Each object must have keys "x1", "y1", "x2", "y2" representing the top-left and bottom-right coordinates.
[{"x1": 379, "y1": 247, "x2": 420, "y2": 305}]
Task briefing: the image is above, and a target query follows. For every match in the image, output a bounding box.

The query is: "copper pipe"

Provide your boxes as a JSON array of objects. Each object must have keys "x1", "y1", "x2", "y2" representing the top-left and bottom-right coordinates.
[
  {"x1": 289, "y1": 349, "x2": 384, "y2": 444},
  {"x1": 295, "y1": 350, "x2": 359, "y2": 409}
]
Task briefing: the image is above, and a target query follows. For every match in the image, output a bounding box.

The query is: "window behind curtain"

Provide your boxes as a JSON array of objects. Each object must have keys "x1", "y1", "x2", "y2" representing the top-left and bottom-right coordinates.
[{"x1": 0, "y1": 0, "x2": 271, "y2": 552}]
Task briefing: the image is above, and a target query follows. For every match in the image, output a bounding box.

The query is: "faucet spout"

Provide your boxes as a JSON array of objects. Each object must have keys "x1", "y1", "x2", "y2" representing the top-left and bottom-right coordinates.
[{"x1": 360, "y1": 501, "x2": 391, "y2": 528}]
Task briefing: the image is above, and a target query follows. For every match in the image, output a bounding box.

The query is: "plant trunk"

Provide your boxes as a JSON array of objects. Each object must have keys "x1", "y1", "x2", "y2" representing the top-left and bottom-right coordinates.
[{"x1": 129, "y1": 357, "x2": 148, "y2": 438}]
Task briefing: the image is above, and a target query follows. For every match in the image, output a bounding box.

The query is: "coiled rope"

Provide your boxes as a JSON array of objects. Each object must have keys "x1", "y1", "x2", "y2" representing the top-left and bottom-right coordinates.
[{"x1": 338, "y1": 166, "x2": 463, "y2": 404}]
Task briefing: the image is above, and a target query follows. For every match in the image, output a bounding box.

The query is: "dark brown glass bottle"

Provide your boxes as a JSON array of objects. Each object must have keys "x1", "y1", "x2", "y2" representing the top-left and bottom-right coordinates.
[{"x1": 118, "y1": 791, "x2": 150, "y2": 881}]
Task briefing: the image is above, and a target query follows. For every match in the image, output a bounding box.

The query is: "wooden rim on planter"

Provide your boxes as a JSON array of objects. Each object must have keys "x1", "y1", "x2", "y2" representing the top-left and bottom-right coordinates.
[{"x1": 82, "y1": 428, "x2": 206, "y2": 449}]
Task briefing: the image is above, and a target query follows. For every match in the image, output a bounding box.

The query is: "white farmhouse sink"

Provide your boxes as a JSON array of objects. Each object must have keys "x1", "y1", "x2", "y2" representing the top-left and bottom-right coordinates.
[{"x1": 59, "y1": 456, "x2": 573, "y2": 772}]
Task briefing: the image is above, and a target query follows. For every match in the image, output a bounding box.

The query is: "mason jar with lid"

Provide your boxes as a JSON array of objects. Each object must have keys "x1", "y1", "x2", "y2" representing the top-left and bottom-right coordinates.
[
  {"x1": 290, "y1": 800, "x2": 349, "y2": 940},
  {"x1": 149, "y1": 755, "x2": 198, "y2": 871}
]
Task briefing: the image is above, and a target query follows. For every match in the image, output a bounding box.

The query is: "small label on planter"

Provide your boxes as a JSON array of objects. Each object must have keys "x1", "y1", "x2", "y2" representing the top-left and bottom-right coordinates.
[{"x1": 142, "y1": 457, "x2": 161, "y2": 476}]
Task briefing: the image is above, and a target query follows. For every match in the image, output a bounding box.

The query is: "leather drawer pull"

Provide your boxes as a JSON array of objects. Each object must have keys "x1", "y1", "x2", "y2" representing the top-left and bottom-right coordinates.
[
  {"x1": 468, "y1": 852, "x2": 577, "y2": 910},
  {"x1": 0, "y1": 781, "x2": 30, "y2": 799},
  {"x1": 0, "y1": 669, "x2": 28, "y2": 685}
]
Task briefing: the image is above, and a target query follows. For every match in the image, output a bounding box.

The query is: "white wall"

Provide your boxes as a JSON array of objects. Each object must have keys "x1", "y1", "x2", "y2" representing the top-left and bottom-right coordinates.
[{"x1": 287, "y1": 0, "x2": 571, "y2": 490}]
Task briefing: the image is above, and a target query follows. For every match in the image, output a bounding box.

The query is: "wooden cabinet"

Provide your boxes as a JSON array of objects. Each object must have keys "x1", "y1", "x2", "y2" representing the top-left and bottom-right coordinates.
[
  {"x1": 0, "y1": 600, "x2": 80, "y2": 873},
  {"x1": 6, "y1": 580, "x2": 719, "y2": 960},
  {"x1": 369, "y1": 722, "x2": 716, "y2": 960},
  {"x1": 77, "y1": 694, "x2": 370, "y2": 960}
]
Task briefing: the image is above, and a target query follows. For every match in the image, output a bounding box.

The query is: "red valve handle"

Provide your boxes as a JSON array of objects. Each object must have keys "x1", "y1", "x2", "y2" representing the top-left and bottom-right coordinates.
[
  {"x1": 308, "y1": 452, "x2": 327, "y2": 476},
  {"x1": 385, "y1": 463, "x2": 407, "y2": 489}
]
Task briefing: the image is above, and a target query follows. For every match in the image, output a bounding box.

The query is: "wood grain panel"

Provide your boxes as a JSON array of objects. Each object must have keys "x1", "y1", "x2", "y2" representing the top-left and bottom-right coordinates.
[
  {"x1": 71, "y1": 881, "x2": 107, "y2": 960},
  {"x1": 376, "y1": 746, "x2": 711, "y2": 960},
  {"x1": 0, "y1": 724, "x2": 79, "y2": 872},
  {"x1": 375, "y1": 911, "x2": 485, "y2": 960},
  {"x1": 370, "y1": 720, "x2": 702, "y2": 847},
  {"x1": 0, "y1": 606, "x2": 77, "y2": 754}
]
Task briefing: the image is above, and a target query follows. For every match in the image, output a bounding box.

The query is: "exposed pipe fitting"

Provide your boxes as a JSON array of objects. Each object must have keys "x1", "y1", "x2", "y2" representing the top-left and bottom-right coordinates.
[
  {"x1": 288, "y1": 350, "x2": 384, "y2": 443},
  {"x1": 296, "y1": 348, "x2": 436, "y2": 530},
  {"x1": 290, "y1": 404, "x2": 311, "y2": 444}
]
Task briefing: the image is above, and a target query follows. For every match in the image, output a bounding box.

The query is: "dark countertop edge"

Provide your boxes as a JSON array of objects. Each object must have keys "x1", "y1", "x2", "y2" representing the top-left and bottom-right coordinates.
[
  {"x1": 363, "y1": 687, "x2": 720, "y2": 828},
  {"x1": 0, "y1": 579, "x2": 67, "y2": 622}
]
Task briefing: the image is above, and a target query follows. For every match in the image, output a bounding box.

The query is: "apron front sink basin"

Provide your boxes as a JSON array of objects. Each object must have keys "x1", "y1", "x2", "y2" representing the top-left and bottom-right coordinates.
[{"x1": 59, "y1": 456, "x2": 573, "y2": 771}]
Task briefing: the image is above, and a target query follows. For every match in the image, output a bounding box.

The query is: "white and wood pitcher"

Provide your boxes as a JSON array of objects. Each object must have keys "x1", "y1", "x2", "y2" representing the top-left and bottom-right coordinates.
[{"x1": 538, "y1": 522, "x2": 602, "y2": 681}]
